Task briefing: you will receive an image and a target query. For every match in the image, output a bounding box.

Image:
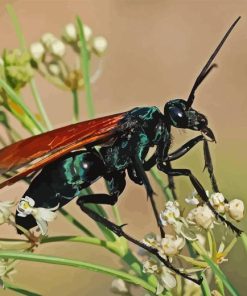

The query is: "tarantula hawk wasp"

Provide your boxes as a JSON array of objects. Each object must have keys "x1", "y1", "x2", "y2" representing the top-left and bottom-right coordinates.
[{"x1": 0, "y1": 17, "x2": 242, "y2": 285}]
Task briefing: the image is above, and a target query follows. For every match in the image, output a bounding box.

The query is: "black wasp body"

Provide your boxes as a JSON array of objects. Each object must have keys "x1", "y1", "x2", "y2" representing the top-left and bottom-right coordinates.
[{"x1": 13, "y1": 18, "x2": 242, "y2": 285}]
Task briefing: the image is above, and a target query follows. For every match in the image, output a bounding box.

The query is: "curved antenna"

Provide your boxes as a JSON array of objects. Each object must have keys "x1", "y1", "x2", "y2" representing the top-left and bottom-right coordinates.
[{"x1": 186, "y1": 16, "x2": 241, "y2": 109}]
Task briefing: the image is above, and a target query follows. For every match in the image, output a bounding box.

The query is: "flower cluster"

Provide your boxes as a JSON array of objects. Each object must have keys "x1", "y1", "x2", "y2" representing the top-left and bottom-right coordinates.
[
  {"x1": 186, "y1": 192, "x2": 244, "y2": 230},
  {"x1": 29, "y1": 22, "x2": 107, "y2": 91},
  {"x1": 140, "y1": 192, "x2": 245, "y2": 293}
]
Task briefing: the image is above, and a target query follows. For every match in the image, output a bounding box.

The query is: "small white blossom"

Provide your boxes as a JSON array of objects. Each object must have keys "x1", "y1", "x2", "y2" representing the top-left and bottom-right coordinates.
[
  {"x1": 111, "y1": 278, "x2": 129, "y2": 294},
  {"x1": 143, "y1": 259, "x2": 159, "y2": 274},
  {"x1": 187, "y1": 204, "x2": 215, "y2": 230},
  {"x1": 142, "y1": 233, "x2": 160, "y2": 249},
  {"x1": 48, "y1": 63, "x2": 60, "y2": 76},
  {"x1": 160, "y1": 201, "x2": 180, "y2": 226},
  {"x1": 63, "y1": 23, "x2": 77, "y2": 42},
  {"x1": 93, "y1": 36, "x2": 108, "y2": 55},
  {"x1": 50, "y1": 39, "x2": 66, "y2": 57},
  {"x1": 30, "y1": 42, "x2": 45, "y2": 61},
  {"x1": 83, "y1": 25, "x2": 93, "y2": 41},
  {"x1": 159, "y1": 235, "x2": 185, "y2": 257},
  {"x1": 17, "y1": 196, "x2": 59, "y2": 235},
  {"x1": 0, "y1": 200, "x2": 15, "y2": 225},
  {"x1": 185, "y1": 195, "x2": 199, "y2": 205},
  {"x1": 159, "y1": 266, "x2": 176, "y2": 291},
  {"x1": 210, "y1": 192, "x2": 226, "y2": 214},
  {"x1": 41, "y1": 33, "x2": 56, "y2": 48},
  {"x1": 226, "y1": 199, "x2": 244, "y2": 221}
]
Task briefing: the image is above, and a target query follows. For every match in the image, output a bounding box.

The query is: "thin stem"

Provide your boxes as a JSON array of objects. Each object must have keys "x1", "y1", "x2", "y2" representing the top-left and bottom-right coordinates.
[
  {"x1": 6, "y1": 4, "x2": 26, "y2": 50},
  {"x1": 72, "y1": 89, "x2": 79, "y2": 122},
  {"x1": 6, "y1": 3, "x2": 52, "y2": 131},
  {"x1": 41, "y1": 235, "x2": 120, "y2": 255},
  {"x1": 30, "y1": 79, "x2": 52, "y2": 130},
  {"x1": 150, "y1": 167, "x2": 173, "y2": 201},
  {"x1": 76, "y1": 16, "x2": 95, "y2": 119},
  {"x1": 0, "y1": 79, "x2": 45, "y2": 133},
  {"x1": 0, "y1": 251, "x2": 159, "y2": 295},
  {"x1": 59, "y1": 208, "x2": 95, "y2": 237}
]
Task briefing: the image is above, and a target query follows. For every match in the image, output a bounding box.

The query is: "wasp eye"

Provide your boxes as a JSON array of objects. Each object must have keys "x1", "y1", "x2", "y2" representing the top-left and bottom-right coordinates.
[{"x1": 169, "y1": 106, "x2": 187, "y2": 126}]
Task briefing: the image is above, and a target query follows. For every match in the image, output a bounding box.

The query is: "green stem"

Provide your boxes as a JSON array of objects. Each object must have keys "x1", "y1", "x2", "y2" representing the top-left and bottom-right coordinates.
[
  {"x1": 0, "y1": 79, "x2": 45, "y2": 133},
  {"x1": 30, "y1": 79, "x2": 52, "y2": 130},
  {"x1": 150, "y1": 167, "x2": 173, "y2": 201},
  {"x1": 6, "y1": 3, "x2": 52, "y2": 131},
  {"x1": 0, "y1": 251, "x2": 159, "y2": 295},
  {"x1": 59, "y1": 208, "x2": 95, "y2": 237},
  {"x1": 6, "y1": 4, "x2": 26, "y2": 50},
  {"x1": 76, "y1": 16, "x2": 95, "y2": 119},
  {"x1": 72, "y1": 89, "x2": 79, "y2": 122},
  {"x1": 4, "y1": 280, "x2": 42, "y2": 296},
  {"x1": 41, "y1": 235, "x2": 120, "y2": 255}
]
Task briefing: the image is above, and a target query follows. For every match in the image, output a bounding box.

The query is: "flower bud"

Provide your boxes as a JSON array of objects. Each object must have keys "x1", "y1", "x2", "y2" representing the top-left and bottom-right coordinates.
[
  {"x1": 187, "y1": 205, "x2": 215, "y2": 229},
  {"x1": 48, "y1": 63, "x2": 60, "y2": 76},
  {"x1": 30, "y1": 42, "x2": 45, "y2": 61},
  {"x1": 83, "y1": 25, "x2": 93, "y2": 41},
  {"x1": 111, "y1": 278, "x2": 128, "y2": 294},
  {"x1": 63, "y1": 23, "x2": 77, "y2": 42},
  {"x1": 41, "y1": 33, "x2": 56, "y2": 48},
  {"x1": 210, "y1": 192, "x2": 226, "y2": 214},
  {"x1": 93, "y1": 36, "x2": 108, "y2": 56},
  {"x1": 227, "y1": 199, "x2": 244, "y2": 221},
  {"x1": 159, "y1": 235, "x2": 185, "y2": 257},
  {"x1": 50, "y1": 39, "x2": 66, "y2": 57}
]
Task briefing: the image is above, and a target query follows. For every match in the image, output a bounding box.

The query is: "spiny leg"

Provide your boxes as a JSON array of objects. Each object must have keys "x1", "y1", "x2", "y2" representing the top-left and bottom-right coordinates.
[
  {"x1": 76, "y1": 197, "x2": 202, "y2": 285},
  {"x1": 157, "y1": 163, "x2": 242, "y2": 236},
  {"x1": 166, "y1": 161, "x2": 178, "y2": 200},
  {"x1": 203, "y1": 139, "x2": 220, "y2": 193},
  {"x1": 132, "y1": 156, "x2": 165, "y2": 238}
]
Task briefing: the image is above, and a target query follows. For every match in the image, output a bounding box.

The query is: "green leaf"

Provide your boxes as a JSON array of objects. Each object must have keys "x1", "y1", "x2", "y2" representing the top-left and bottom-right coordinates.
[
  {"x1": 4, "y1": 280, "x2": 41, "y2": 296},
  {"x1": 0, "y1": 79, "x2": 45, "y2": 133},
  {"x1": 0, "y1": 251, "x2": 159, "y2": 295},
  {"x1": 202, "y1": 255, "x2": 240, "y2": 296},
  {"x1": 76, "y1": 16, "x2": 95, "y2": 119}
]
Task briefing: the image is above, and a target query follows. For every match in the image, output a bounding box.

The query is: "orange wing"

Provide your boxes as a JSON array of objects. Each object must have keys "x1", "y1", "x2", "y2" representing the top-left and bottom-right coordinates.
[{"x1": 0, "y1": 112, "x2": 126, "y2": 189}]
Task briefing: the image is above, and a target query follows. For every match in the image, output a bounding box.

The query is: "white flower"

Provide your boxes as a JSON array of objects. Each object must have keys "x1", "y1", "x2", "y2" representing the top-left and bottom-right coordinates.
[
  {"x1": 83, "y1": 25, "x2": 93, "y2": 41},
  {"x1": 159, "y1": 266, "x2": 176, "y2": 291},
  {"x1": 48, "y1": 63, "x2": 60, "y2": 76},
  {"x1": 160, "y1": 201, "x2": 180, "y2": 226},
  {"x1": 185, "y1": 196, "x2": 199, "y2": 205},
  {"x1": 143, "y1": 259, "x2": 159, "y2": 274},
  {"x1": 226, "y1": 199, "x2": 244, "y2": 221},
  {"x1": 159, "y1": 235, "x2": 185, "y2": 257},
  {"x1": 0, "y1": 200, "x2": 15, "y2": 224},
  {"x1": 63, "y1": 23, "x2": 77, "y2": 42},
  {"x1": 111, "y1": 278, "x2": 129, "y2": 294},
  {"x1": 210, "y1": 192, "x2": 226, "y2": 214},
  {"x1": 187, "y1": 204, "x2": 215, "y2": 230},
  {"x1": 142, "y1": 233, "x2": 160, "y2": 249},
  {"x1": 93, "y1": 36, "x2": 108, "y2": 55},
  {"x1": 30, "y1": 42, "x2": 45, "y2": 61},
  {"x1": 41, "y1": 33, "x2": 56, "y2": 48},
  {"x1": 50, "y1": 39, "x2": 66, "y2": 57},
  {"x1": 17, "y1": 196, "x2": 59, "y2": 235}
]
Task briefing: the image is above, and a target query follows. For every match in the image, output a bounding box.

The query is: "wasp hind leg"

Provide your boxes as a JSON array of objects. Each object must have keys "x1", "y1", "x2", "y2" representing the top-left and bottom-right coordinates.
[{"x1": 76, "y1": 197, "x2": 202, "y2": 285}]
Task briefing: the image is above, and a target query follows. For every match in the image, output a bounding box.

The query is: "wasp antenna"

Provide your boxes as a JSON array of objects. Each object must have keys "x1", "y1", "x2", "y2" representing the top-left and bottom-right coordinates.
[{"x1": 186, "y1": 16, "x2": 241, "y2": 109}]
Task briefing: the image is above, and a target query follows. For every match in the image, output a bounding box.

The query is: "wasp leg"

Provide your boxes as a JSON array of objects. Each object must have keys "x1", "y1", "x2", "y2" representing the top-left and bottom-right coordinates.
[
  {"x1": 166, "y1": 135, "x2": 219, "y2": 194},
  {"x1": 157, "y1": 163, "x2": 242, "y2": 236},
  {"x1": 203, "y1": 140, "x2": 220, "y2": 194},
  {"x1": 132, "y1": 156, "x2": 165, "y2": 238},
  {"x1": 76, "y1": 198, "x2": 202, "y2": 285},
  {"x1": 166, "y1": 161, "x2": 178, "y2": 200}
]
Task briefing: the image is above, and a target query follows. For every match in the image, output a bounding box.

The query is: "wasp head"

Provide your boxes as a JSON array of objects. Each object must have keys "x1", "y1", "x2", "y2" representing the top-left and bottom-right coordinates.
[{"x1": 164, "y1": 99, "x2": 215, "y2": 142}]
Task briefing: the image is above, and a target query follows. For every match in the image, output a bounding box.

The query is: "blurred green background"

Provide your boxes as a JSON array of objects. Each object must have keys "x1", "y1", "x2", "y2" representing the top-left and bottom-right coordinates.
[{"x1": 0, "y1": 0, "x2": 246, "y2": 295}]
